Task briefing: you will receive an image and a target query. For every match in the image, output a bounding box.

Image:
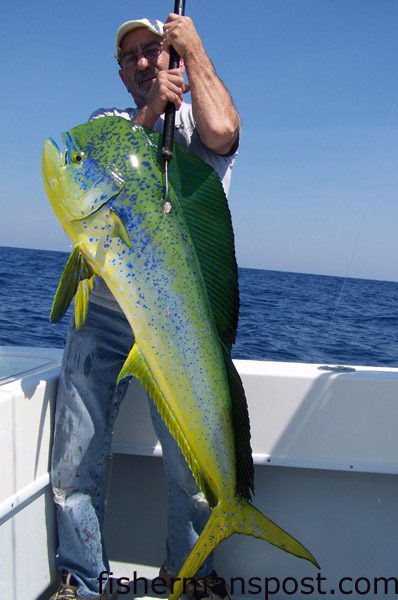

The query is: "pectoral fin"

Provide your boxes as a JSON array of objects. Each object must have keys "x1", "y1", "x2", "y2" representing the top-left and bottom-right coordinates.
[
  {"x1": 109, "y1": 209, "x2": 132, "y2": 248},
  {"x1": 50, "y1": 246, "x2": 95, "y2": 324},
  {"x1": 118, "y1": 344, "x2": 217, "y2": 507}
]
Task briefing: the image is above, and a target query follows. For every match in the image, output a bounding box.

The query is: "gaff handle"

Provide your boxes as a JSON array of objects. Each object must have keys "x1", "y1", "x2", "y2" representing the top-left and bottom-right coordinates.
[{"x1": 162, "y1": 0, "x2": 186, "y2": 162}]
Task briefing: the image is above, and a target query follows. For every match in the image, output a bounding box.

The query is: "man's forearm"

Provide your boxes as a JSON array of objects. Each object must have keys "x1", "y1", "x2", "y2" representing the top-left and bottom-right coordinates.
[{"x1": 184, "y1": 41, "x2": 240, "y2": 156}]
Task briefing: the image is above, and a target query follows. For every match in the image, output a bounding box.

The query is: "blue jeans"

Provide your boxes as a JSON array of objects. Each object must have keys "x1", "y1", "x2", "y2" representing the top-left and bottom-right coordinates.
[{"x1": 51, "y1": 301, "x2": 213, "y2": 599}]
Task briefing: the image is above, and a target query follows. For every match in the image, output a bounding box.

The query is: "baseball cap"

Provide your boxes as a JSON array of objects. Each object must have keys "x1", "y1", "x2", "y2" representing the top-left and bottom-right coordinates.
[{"x1": 115, "y1": 18, "x2": 164, "y2": 59}]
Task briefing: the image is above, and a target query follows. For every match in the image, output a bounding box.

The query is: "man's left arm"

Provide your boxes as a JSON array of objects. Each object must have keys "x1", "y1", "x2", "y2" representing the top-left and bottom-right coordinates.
[{"x1": 163, "y1": 14, "x2": 240, "y2": 156}]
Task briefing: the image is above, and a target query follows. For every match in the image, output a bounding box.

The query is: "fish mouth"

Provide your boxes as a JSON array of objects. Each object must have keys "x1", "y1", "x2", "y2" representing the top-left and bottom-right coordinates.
[{"x1": 42, "y1": 137, "x2": 62, "y2": 197}]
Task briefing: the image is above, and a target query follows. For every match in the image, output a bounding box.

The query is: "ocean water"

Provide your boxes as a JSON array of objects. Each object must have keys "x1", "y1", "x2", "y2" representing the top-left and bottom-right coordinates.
[{"x1": 1, "y1": 245, "x2": 398, "y2": 367}]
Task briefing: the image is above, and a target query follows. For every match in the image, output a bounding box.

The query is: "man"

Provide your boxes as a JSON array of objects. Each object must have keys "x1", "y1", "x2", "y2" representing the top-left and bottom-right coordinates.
[{"x1": 50, "y1": 13, "x2": 240, "y2": 600}]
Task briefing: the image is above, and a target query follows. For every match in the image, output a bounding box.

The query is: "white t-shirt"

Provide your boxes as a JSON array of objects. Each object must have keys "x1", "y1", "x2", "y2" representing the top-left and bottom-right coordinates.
[{"x1": 88, "y1": 103, "x2": 237, "y2": 310}]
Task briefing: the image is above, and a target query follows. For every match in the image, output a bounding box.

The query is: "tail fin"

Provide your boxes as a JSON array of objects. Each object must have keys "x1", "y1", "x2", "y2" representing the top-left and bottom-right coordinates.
[{"x1": 168, "y1": 498, "x2": 319, "y2": 600}]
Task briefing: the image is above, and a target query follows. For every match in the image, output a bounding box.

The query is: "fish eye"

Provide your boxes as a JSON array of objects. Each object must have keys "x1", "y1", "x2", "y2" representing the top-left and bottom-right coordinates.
[{"x1": 71, "y1": 151, "x2": 85, "y2": 165}]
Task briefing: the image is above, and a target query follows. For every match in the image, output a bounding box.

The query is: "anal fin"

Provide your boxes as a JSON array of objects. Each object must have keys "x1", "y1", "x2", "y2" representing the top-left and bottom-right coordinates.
[{"x1": 118, "y1": 344, "x2": 217, "y2": 507}]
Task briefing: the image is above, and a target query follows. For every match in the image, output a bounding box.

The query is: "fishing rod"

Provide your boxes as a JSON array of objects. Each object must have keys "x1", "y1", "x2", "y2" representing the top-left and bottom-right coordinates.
[{"x1": 162, "y1": 0, "x2": 186, "y2": 212}]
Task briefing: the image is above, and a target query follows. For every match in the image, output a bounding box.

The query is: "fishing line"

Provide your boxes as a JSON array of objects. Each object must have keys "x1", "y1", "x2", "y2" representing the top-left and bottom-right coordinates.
[
  {"x1": 318, "y1": 208, "x2": 367, "y2": 362},
  {"x1": 385, "y1": 91, "x2": 397, "y2": 129},
  {"x1": 318, "y1": 92, "x2": 397, "y2": 364}
]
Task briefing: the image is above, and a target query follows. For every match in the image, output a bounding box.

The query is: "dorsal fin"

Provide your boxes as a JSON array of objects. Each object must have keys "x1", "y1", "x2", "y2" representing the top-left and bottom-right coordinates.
[
  {"x1": 221, "y1": 342, "x2": 254, "y2": 499},
  {"x1": 161, "y1": 134, "x2": 254, "y2": 499},
  {"x1": 168, "y1": 142, "x2": 239, "y2": 350}
]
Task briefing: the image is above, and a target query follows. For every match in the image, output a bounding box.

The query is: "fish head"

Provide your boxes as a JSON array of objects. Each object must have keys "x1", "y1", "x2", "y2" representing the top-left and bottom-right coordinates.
[{"x1": 42, "y1": 117, "x2": 163, "y2": 227}]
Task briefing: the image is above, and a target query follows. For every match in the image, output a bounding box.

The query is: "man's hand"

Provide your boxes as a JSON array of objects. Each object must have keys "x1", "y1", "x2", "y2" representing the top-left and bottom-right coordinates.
[
  {"x1": 147, "y1": 68, "x2": 189, "y2": 116},
  {"x1": 162, "y1": 14, "x2": 202, "y2": 60},
  {"x1": 133, "y1": 67, "x2": 189, "y2": 129}
]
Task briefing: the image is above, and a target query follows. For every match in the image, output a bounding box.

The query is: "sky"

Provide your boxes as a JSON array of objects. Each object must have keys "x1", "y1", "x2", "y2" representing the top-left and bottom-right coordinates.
[{"x1": 1, "y1": 0, "x2": 397, "y2": 280}]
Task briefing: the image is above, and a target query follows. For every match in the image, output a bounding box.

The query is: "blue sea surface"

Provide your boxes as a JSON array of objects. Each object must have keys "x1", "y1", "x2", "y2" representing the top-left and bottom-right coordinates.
[{"x1": 1, "y1": 245, "x2": 398, "y2": 366}]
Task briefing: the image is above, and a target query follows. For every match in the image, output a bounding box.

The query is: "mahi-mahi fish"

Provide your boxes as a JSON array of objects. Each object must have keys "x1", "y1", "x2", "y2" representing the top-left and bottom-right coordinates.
[{"x1": 42, "y1": 116, "x2": 319, "y2": 598}]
